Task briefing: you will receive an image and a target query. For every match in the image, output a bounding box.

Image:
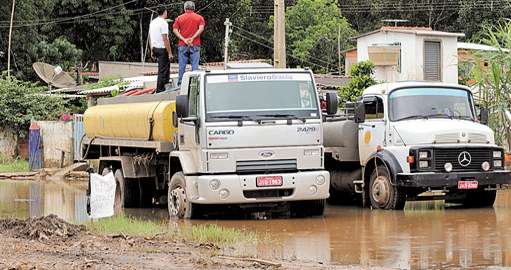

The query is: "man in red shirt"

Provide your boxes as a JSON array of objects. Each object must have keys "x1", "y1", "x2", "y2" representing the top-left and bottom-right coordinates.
[{"x1": 173, "y1": 1, "x2": 206, "y2": 85}]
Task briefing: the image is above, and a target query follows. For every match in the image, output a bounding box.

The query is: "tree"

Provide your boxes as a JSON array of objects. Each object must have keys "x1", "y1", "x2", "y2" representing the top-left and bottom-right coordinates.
[
  {"x1": 35, "y1": 37, "x2": 82, "y2": 70},
  {"x1": 0, "y1": 76, "x2": 69, "y2": 131},
  {"x1": 470, "y1": 19, "x2": 511, "y2": 148},
  {"x1": 282, "y1": 0, "x2": 356, "y2": 73},
  {"x1": 338, "y1": 61, "x2": 376, "y2": 106}
]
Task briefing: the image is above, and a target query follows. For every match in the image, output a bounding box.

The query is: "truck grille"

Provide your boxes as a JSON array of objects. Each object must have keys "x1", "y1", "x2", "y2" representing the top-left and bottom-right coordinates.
[
  {"x1": 433, "y1": 148, "x2": 492, "y2": 171},
  {"x1": 236, "y1": 159, "x2": 297, "y2": 173}
]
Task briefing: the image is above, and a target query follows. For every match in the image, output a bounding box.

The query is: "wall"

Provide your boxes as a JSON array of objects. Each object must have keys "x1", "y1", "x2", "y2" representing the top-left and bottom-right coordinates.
[
  {"x1": 35, "y1": 121, "x2": 74, "y2": 168},
  {"x1": 357, "y1": 31, "x2": 459, "y2": 84},
  {"x1": 0, "y1": 127, "x2": 17, "y2": 158}
]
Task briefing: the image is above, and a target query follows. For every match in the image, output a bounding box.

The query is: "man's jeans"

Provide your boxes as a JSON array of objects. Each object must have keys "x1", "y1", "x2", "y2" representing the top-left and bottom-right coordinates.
[
  {"x1": 178, "y1": 46, "x2": 200, "y2": 85},
  {"x1": 152, "y1": 47, "x2": 170, "y2": 93}
]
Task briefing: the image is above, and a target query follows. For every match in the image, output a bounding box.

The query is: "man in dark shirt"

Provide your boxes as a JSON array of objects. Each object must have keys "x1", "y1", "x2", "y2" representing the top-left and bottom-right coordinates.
[{"x1": 172, "y1": 1, "x2": 206, "y2": 85}]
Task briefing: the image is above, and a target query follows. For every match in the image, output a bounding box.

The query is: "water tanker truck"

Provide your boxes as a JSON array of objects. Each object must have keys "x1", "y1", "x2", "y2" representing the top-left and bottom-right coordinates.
[
  {"x1": 323, "y1": 81, "x2": 511, "y2": 209},
  {"x1": 82, "y1": 67, "x2": 339, "y2": 218}
]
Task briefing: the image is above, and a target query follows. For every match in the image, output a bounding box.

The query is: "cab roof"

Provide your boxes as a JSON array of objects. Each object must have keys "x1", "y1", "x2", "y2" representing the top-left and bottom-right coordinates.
[
  {"x1": 187, "y1": 68, "x2": 311, "y2": 75},
  {"x1": 363, "y1": 81, "x2": 471, "y2": 96}
]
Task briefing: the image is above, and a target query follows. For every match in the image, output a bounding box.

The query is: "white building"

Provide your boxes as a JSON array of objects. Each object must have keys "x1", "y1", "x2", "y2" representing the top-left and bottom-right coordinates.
[{"x1": 349, "y1": 26, "x2": 465, "y2": 84}]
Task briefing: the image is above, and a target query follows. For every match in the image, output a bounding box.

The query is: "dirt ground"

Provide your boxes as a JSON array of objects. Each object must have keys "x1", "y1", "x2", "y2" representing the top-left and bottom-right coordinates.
[{"x1": 0, "y1": 216, "x2": 351, "y2": 270}]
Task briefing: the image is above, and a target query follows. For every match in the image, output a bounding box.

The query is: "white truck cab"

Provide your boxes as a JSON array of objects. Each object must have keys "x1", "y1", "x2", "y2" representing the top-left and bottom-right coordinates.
[
  {"x1": 171, "y1": 68, "x2": 337, "y2": 217},
  {"x1": 324, "y1": 81, "x2": 511, "y2": 209}
]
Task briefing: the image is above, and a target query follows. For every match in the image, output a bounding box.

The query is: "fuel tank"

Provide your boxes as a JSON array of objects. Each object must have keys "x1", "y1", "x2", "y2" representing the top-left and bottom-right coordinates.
[{"x1": 83, "y1": 100, "x2": 176, "y2": 142}]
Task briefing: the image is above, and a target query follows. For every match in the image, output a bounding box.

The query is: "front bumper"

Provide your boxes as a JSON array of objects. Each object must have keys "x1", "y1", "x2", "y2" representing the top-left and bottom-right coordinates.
[
  {"x1": 185, "y1": 170, "x2": 330, "y2": 204},
  {"x1": 396, "y1": 170, "x2": 511, "y2": 188}
]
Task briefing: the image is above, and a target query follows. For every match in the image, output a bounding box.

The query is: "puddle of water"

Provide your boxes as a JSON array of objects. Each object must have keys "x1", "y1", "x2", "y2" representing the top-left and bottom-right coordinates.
[{"x1": 1, "y1": 180, "x2": 511, "y2": 269}]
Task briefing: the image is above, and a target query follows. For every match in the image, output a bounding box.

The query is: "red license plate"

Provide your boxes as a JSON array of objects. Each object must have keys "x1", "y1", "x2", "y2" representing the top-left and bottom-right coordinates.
[
  {"x1": 256, "y1": 176, "x2": 283, "y2": 187},
  {"x1": 458, "y1": 180, "x2": 478, "y2": 190}
]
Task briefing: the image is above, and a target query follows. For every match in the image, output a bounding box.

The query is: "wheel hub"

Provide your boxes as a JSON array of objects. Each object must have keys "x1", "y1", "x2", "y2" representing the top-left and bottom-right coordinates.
[
  {"x1": 168, "y1": 186, "x2": 186, "y2": 217},
  {"x1": 372, "y1": 176, "x2": 390, "y2": 205}
]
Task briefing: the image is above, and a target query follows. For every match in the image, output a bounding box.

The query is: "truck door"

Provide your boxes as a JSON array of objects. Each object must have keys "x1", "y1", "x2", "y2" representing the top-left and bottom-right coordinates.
[
  {"x1": 358, "y1": 96, "x2": 386, "y2": 164},
  {"x1": 179, "y1": 75, "x2": 201, "y2": 151}
]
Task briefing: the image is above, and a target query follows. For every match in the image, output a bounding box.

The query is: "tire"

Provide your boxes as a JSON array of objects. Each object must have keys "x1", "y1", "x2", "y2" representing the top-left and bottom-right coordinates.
[
  {"x1": 102, "y1": 168, "x2": 123, "y2": 214},
  {"x1": 168, "y1": 172, "x2": 198, "y2": 219},
  {"x1": 290, "y1": 199, "x2": 326, "y2": 217},
  {"x1": 113, "y1": 169, "x2": 140, "y2": 208},
  {"x1": 368, "y1": 166, "x2": 406, "y2": 210},
  {"x1": 461, "y1": 189, "x2": 496, "y2": 208}
]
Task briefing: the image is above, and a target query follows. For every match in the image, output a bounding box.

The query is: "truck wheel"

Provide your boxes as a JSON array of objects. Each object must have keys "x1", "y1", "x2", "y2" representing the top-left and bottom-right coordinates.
[
  {"x1": 168, "y1": 172, "x2": 198, "y2": 219},
  {"x1": 369, "y1": 166, "x2": 406, "y2": 210},
  {"x1": 462, "y1": 189, "x2": 496, "y2": 208},
  {"x1": 290, "y1": 199, "x2": 326, "y2": 217},
  {"x1": 114, "y1": 169, "x2": 140, "y2": 208}
]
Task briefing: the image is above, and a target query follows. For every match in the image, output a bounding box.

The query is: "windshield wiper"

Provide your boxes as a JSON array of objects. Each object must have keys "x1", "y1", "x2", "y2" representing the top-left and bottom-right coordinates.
[
  {"x1": 256, "y1": 114, "x2": 307, "y2": 123},
  {"x1": 423, "y1": 113, "x2": 453, "y2": 119},
  {"x1": 395, "y1": 115, "x2": 428, "y2": 121},
  {"x1": 212, "y1": 115, "x2": 254, "y2": 120}
]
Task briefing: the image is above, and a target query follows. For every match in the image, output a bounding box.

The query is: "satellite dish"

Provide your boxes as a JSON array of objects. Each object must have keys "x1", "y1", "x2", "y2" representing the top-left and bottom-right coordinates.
[{"x1": 33, "y1": 62, "x2": 77, "y2": 90}]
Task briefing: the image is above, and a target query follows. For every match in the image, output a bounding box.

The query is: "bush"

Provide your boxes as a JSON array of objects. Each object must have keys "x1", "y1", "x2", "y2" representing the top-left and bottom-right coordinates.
[
  {"x1": 0, "y1": 76, "x2": 68, "y2": 132},
  {"x1": 338, "y1": 61, "x2": 377, "y2": 106}
]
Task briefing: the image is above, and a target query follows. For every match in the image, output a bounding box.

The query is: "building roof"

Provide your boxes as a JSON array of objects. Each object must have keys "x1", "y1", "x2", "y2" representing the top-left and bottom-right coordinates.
[
  {"x1": 354, "y1": 26, "x2": 465, "y2": 40},
  {"x1": 458, "y1": 42, "x2": 508, "y2": 52}
]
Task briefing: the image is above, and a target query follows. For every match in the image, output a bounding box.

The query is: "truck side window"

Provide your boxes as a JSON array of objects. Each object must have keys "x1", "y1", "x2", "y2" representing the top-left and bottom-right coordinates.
[
  {"x1": 364, "y1": 96, "x2": 384, "y2": 120},
  {"x1": 188, "y1": 76, "x2": 200, "y2": 117}
]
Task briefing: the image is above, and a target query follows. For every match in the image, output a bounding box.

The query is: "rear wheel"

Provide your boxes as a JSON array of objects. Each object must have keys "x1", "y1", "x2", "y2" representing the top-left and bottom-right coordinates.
[
  {"x1": 368, "y1": 166, "x2": 406, "y2": 210},
  {"x1": 102, "y1": 168, "x2": 123, "y2": 214},
  {"x1": 461, "y1": 189, "x2": 497, "y2": 208},
  {"x1": 290, "y1": 199, "x2": 326, "y2": 217},
  {"x1": 168, "y1": 172, "x2": 199, "y2": 219}
]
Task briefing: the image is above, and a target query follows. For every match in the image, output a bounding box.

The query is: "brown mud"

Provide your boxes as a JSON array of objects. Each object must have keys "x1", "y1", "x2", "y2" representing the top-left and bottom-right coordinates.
[{"x1": 0, "y1": 215, "x2": 343, "y2": 270}]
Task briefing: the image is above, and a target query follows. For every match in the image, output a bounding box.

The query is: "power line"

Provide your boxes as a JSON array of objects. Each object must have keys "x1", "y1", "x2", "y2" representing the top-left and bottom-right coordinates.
[
  {"x1": 231, "y1": 30, "x2": 333, "y2": 71},
  {"x1": 232, "y1": 25, "x2": 336, "y2": 68},
  {"x1": 0, "y1": 2, "x2": 182, "y2": 28}
]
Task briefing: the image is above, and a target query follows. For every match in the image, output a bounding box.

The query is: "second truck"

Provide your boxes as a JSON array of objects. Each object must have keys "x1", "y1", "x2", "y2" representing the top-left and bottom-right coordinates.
[
  {"x1": 323, "y1": 81, "x2": 511, "y2": 209},
  {"x1": 82, "y1": 67, "x2": 338, "y2": 218}
]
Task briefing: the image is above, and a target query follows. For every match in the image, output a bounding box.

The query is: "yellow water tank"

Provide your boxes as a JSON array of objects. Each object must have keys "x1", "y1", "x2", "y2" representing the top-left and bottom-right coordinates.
[{"x1": 84, "y1": 101, "x2": 176, "y2": 142}]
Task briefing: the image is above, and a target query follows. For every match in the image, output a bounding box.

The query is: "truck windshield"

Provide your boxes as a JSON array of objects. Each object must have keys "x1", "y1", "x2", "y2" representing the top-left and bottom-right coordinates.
[
  {"x1": 389, "y1": 87, "x2": 475, "y2": 121},
  {"x1": 205, "y1": 73, "x2": 319, "y2": 121}
]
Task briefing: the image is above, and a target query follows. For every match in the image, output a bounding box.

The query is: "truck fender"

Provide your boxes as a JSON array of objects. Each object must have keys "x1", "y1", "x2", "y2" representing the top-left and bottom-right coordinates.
[
  {"x1": 364, "y1": 150, "x2": 403, "y2": 186},
  {"x1": 170, "y1": 151, "x2": 200, "y2": 175},
  {"x1": 99, "y1": 156, "x2": 156, "y2": 178}
]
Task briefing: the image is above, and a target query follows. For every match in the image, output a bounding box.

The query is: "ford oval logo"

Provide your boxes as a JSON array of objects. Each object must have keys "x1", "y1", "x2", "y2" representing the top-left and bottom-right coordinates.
[{"x1": 259, "y1": 151, "x2": 275, "y2": 159}]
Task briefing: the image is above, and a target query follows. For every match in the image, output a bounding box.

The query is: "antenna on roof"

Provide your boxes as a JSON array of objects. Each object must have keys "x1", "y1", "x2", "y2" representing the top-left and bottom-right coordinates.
[{"x1": 382, "y1": 19, "x2": 409, "y2": 27}]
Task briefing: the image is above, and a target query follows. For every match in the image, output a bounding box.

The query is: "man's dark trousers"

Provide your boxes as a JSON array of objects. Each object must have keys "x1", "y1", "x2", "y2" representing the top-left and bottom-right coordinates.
[{"x1": 153, "y1": 48, "x2": 170, "y2": 93}]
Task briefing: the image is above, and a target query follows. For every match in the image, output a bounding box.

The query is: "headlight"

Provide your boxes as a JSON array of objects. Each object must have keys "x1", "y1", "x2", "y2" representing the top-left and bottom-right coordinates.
[
  {"x1": 493, "y1": 151, "x2": 502, "y2": 159},
  {"x1": 304, "y1": 149, "x2": 321, "y2": 156},
  {"x1": 494, "y1": 160, "x2": 503, "y2": 168},
  {"x1": 482, "y1": 161, "x2": 491, "y2": 171},
  {"x1": 419, "y1": 151, "x2": 429, "y2": 159},
  {"x1": 444, "y1": 163, "x2": 453, "y2": 172},
  {"x1": 209, "y1": 179, "x2": 221, "y2": 190},
  {"x1": 209, "y1": 152, "x2": 229, "y2": 160},
  {"x1": 419, "y1": 160, "x2": 429, "y2": 168}
]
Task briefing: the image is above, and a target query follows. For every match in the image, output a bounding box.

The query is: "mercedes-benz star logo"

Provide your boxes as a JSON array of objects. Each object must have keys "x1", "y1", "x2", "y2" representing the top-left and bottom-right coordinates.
[{"x1": 458, "y1": 151, "x2": 472, "y2": 167}]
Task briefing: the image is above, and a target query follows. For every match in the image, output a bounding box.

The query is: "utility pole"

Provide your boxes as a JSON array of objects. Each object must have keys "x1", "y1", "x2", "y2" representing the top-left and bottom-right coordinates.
[
  {"x1": 7, "y1": 0, "x2": 16, "y2": 77},
  {"x1": 273, "y1": 0, "x2": 286, "y2": 68},
  {"x1": 337, "y1": 24, "x2": 341, "y2": 75},
  {"x1": 223, "y1": 18, "x2": 232, "y2": 69}
]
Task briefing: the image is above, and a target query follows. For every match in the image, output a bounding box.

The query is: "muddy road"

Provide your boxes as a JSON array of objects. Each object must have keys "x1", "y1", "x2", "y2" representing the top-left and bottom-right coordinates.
[{"x1": 1, "y1": 180, "x2": 511, "y2": 269}]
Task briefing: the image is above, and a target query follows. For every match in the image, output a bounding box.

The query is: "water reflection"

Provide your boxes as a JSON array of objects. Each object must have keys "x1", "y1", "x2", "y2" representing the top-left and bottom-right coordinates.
[
  {"x1": 1, "y1": 180, "x2": 511, "y2": 269},
  {"x1": 0, "y1": 180, "x2": 88, "y2": 223}
]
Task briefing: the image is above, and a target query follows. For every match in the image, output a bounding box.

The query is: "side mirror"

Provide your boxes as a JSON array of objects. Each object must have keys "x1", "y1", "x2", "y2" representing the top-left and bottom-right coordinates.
[
  {"x1": 354, "y1": 102, "x2": 366, "y2": 123},
  {"x1": 480, "y1": 108, "x2": 489, "y2": 125},
  {"x1": 176, "y1": 95, "x2": 189, "y2": 118},
  {"x1": 325, "y1": 92, "x2": 338, "y2": 115}
]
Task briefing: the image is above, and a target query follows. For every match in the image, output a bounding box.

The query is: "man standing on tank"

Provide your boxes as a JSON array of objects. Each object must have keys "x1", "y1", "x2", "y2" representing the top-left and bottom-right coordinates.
[
  {"x1": 149, "y1": 8, "x2": 173, "y2": 92},
  {"x1": 173, "y1": 1, "x2": 206, "y2": 86}
]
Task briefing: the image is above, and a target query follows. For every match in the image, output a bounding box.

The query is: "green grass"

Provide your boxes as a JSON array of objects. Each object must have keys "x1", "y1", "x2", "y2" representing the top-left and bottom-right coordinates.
[
  {"x1": 88, "y1": 216, "x2": 171, "y2": 237},
  {"x1": 0, "y1": 157, "x2": 29, "y2": 173},
  {"x1": 88, "y1": 216, "x2": 258, "y2": 247}
]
